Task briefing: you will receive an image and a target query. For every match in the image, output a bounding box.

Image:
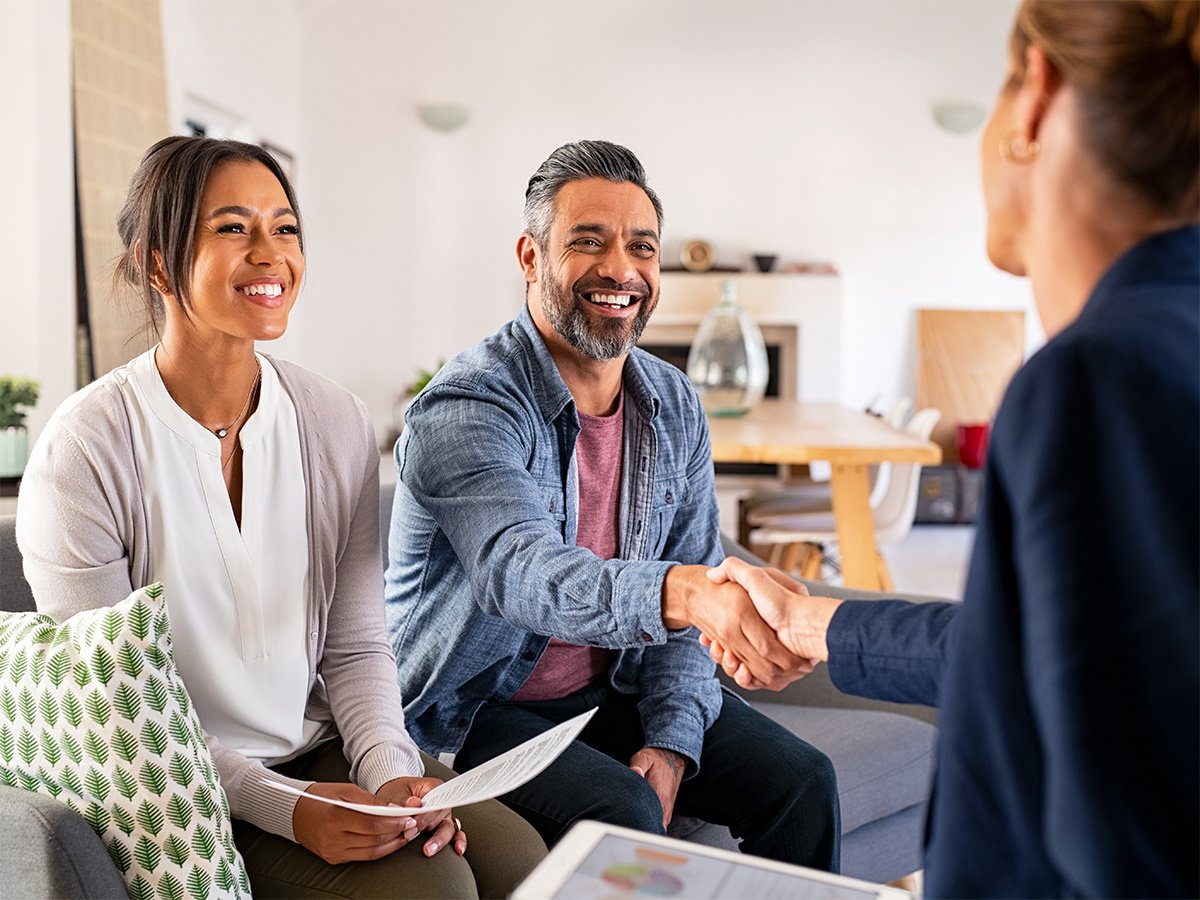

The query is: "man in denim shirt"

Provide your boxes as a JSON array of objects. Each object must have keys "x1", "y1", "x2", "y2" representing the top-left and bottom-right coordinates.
[{"x1": 385, "y1": 140, "x2": 839, "y2": 869}]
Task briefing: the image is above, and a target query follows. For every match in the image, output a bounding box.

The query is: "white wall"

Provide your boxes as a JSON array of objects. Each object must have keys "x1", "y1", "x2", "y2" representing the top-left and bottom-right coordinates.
[
  {"x1": 7, "y1": 0, "x2": 1040, "y2": 447},
  {"x1": 289, "y1": 0, "x2": 1038, "y2": 440},
  {"x1": 0, "y1": 0, "x2": 76, "y2": 438}
]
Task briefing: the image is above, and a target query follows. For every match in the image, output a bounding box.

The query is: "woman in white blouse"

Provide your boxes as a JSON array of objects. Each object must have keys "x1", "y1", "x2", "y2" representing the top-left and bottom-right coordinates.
[{"x1": 17, "y1": 136, "x2": 545, "y2": 899}]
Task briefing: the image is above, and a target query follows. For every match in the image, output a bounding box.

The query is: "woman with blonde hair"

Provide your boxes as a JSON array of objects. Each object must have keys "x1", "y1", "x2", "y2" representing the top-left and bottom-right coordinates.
[{"x1": 707, "y1": 1, "x2": 1198, "y2": 896}]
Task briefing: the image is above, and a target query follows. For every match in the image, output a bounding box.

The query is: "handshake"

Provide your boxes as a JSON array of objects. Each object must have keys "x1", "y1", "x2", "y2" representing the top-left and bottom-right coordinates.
[{"x1": 662, "y1": 558, "x2": 844, "y2": 691}]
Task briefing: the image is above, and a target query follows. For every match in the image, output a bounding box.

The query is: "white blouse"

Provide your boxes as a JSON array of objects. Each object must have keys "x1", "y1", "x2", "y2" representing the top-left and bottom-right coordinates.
[{"x1": 119, "y1": 348, "x2": 324, "y2": 764}]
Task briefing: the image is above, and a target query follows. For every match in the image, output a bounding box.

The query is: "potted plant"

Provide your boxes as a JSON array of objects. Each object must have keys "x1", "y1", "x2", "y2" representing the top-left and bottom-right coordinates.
[
  {"x1": 381, "y1": 361, "x2": 445, "y2": 451},
  {"x1": 0, "y1": 376, "x2": 40, "y2": 478}
]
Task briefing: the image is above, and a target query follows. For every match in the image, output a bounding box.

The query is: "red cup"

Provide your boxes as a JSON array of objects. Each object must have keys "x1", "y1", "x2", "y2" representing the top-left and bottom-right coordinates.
[{"x1": 956, "y1": 423, "x2": 990, "y2": 469}]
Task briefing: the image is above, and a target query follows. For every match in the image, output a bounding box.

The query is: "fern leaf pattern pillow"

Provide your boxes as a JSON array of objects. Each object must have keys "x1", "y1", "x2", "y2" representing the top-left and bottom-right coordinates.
[{"x1": 0, "y1": 583, "x2": 251, "y2": 899}]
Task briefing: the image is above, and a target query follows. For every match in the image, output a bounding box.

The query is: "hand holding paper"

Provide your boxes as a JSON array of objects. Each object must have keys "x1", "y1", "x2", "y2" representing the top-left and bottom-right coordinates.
[{"x1": 267, "y1": 707, "x2": 598, "y2": 817}]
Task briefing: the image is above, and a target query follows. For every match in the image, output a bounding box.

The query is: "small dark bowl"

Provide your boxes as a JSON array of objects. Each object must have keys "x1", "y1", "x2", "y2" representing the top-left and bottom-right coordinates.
[{"x1": 753, "y1": 254, "x2": 777, "y2": 273}]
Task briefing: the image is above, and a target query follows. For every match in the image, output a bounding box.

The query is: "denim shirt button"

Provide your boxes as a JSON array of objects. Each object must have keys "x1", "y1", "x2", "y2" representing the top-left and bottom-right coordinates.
[
  {"x1": 640, "y1": 630, "x2": 653, "y2": 643},
  {"x1": 665, "y1": 491, "x2": 673, "y2": 504}
]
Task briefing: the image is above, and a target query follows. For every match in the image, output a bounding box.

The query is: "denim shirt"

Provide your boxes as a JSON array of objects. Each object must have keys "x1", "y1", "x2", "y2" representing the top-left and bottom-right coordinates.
[{"x1": 385, "y1": 307, "x2": 723, "y2": 769}]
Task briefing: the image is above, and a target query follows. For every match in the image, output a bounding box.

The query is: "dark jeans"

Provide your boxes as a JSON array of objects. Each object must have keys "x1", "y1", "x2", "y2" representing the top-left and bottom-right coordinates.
[{"x1": 455, "y1": 681, "x2": 841, "y2": 872}]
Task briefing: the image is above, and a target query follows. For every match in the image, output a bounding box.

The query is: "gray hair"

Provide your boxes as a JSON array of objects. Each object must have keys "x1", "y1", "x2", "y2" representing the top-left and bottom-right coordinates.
[{"x1": 522, "y1": 140, "x2": 664, "y2": 248}]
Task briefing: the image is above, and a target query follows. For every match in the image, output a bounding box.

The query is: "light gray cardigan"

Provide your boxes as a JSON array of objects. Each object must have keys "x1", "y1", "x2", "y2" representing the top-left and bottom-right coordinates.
[{"x1": 16, "y1": 355, "x2": 423, "y2": 840}]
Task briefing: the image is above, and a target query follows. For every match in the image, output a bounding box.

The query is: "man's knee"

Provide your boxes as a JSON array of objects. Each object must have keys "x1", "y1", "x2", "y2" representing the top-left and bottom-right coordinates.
[{"x1": 580, "y1": 769, "x2": 665, "y2": 834}]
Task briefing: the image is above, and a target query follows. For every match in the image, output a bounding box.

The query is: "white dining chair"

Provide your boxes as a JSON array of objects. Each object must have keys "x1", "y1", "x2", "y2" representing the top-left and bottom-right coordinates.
[{"x1": 750, "y1": 406, "x2": 941, "y2": 590}]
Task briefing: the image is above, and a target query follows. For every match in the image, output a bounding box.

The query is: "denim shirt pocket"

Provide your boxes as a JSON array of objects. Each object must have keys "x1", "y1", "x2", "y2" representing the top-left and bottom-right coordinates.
[{"x1": 647, "y1": 475, "x2": 691, "y2": 558}]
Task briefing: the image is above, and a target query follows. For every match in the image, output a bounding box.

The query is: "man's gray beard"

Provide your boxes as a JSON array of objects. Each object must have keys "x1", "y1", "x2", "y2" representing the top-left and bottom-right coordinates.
[{"x1": 540, "y1": 267, "x2": 654, "y2": 361}]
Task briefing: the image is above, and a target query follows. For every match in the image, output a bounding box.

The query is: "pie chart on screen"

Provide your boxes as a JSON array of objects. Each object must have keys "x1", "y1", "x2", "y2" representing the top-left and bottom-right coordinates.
[{"x1": 601, "y1": 862, "x2": 685, "y2": 896}]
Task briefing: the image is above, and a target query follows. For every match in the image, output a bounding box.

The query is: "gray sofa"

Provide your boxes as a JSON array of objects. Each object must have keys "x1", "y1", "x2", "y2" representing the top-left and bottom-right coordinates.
[{"x1": 0, "y1": 508, "x2": 941, "y2": 896}]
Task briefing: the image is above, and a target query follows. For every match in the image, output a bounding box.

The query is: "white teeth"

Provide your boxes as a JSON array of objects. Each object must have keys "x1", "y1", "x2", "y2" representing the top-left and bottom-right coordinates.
[
  {"x1": 239, "y1": 283, "x2": 283, "y2": 298},
  {"x1": 588, "y1": 293, "x2": 633, "y2": 308}
]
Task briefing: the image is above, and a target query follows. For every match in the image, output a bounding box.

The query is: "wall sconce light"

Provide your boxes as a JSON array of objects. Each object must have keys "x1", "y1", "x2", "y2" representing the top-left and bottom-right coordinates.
[
  {"x1": 931, "y1": 101, "x2": 987, "y2": 135},
  {"x1": 417, "y1": 104, "x2": 470, "y2": 133}
]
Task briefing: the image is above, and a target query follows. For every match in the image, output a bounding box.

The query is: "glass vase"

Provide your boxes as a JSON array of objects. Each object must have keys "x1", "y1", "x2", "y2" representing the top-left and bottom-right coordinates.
[{"x1": 686, "y1": 280, "x2": 769, "y2": 417}]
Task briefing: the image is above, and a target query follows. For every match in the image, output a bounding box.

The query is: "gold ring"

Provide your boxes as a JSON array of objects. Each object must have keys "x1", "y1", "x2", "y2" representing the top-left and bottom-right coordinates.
[{"x1": 453, "y1": 817, "x2": 462, "y2": 832}]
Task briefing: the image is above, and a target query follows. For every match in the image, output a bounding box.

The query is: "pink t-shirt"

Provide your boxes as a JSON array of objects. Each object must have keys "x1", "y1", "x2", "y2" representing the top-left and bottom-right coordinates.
[{"x1": 511, "y1": 393, "x2": 623, "y2": 701}]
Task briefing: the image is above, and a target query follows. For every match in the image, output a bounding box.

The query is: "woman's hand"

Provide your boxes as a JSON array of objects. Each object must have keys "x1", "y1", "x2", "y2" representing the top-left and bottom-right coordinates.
[
  {"x1": 292, "y1": 782, "x2": 419, "y2": 864},
  {"x1": 378, "y1": 776, "x2": 467, "y2": 857}
]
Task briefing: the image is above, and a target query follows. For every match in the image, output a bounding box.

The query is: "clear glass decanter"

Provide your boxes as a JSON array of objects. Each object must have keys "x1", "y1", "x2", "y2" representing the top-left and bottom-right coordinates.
[{"x1": 686, "y1": 280, "x2": 769, "y2": 417}]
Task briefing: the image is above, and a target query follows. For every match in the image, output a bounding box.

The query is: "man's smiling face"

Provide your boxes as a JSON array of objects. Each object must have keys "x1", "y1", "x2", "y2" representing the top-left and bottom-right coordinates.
[{"x1": 532, "y1": 178, "x2": 660, "y2": 361}]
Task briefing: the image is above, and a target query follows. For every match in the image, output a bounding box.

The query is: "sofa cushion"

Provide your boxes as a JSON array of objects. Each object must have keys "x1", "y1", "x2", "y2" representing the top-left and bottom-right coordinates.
[
  {"x1": 0, "y1": 583, "x2": 250, "y2": 899},
  {"x1": 748, "y1": 703, "x2": 935, "y2": 834}
]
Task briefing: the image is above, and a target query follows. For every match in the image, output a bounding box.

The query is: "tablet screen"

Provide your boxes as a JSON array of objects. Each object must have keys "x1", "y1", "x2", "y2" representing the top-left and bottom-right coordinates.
[{"x1": 554, "y1": 833, "x2": 882, "y2": 899}]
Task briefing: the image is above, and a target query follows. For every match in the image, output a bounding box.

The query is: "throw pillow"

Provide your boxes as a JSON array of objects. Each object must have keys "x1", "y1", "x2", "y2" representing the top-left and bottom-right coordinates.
[{"x1": 0, "y1": 583, "x2": 251, "y2": 900}]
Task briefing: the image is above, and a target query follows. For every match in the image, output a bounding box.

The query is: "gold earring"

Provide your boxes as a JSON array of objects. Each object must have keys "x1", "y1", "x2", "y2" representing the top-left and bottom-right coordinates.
[{"x1": 1000, "y1": 130, "x2": 1040, "y2": 164}]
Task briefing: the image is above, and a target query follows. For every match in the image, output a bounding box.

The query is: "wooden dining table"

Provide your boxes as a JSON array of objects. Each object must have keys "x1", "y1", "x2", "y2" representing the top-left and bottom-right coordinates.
[{"x1": 707, "y1": 399, "x2": 942, "y2": 590}]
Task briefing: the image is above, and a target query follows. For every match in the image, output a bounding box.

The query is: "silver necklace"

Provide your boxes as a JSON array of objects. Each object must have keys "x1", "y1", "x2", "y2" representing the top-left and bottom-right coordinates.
[{"x1": 210, "y1": 362, "x2": 261, "y2": 439}]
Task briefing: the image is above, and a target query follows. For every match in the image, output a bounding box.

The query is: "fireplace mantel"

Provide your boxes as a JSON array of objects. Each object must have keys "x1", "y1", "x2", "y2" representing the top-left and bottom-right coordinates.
[{"x1": 642, "y1": 272, "x2": 842, "y2": 402}]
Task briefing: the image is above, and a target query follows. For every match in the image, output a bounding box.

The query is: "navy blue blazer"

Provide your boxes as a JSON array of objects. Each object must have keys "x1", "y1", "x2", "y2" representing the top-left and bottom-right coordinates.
[{"x1": 826, "y1": 226, "x2": 1199, "y2": 898}]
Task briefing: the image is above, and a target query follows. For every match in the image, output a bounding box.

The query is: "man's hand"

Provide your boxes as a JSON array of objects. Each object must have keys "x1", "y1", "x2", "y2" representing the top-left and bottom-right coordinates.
[
  {"x1": 629, "y1": 747, "x2": 687, "y2": 830},
  {"x1": 662, "y1": 564, "x2": 809, "y2": 690},
  {"x1": 378, "y1": 776, "x2": 467, "y2": 857},
  {"x1": 701, "y1": 558, "x2": 842, "y2": 688},
  {"x1": 292, "y1": 782, "x2": 418, "y2": 865}
]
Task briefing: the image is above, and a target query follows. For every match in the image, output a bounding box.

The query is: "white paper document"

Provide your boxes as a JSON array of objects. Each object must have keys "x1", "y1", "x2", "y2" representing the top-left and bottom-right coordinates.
[{"x1": 264, "y1": 707, "x2": 597, "y2": 817}]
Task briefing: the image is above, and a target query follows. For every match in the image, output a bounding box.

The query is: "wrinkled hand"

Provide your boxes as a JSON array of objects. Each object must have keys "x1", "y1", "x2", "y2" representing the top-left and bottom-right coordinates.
[
  {"x1": 629, "y1": 747, "x2": 687, "y2": 830},
  {"x1": 662, "y1": 565, "x2": 810, "y2": 691},
  {"x1": 378, "y1": 776, "x2": 467, "y2": 858},
  {"x1": 292, "y1": 782, "x2": 418, "y2": 864},
  {"x1": 702, "y1": 558, "x2": 841, "y2": 688}
]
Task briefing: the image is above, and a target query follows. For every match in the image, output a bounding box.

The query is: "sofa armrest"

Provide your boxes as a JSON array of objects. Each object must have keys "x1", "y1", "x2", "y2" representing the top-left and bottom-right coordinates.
[
  {"x1": 0, "y1": 783, "x2": 129, "y2": 899},
  {"x1": 717, "y1": 533, "x2": 948, "y2": 725}
]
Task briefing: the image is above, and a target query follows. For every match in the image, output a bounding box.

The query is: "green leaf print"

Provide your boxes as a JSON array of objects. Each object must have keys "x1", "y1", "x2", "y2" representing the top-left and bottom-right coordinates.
[
  {"x1": 129, "y1": 873, "x2": 154, "y2": 900},
  {"x1": 144, "y1": 583, "x2": 164, "y2": 601},
  {"x1": 0, "y1": 648, "x2": 10, "y2": 678},
  {"x1": 35, "y1": 766, "x2": 61, "y2": 797},
  {"x1": 139, "y1": 760, "x2": 168, "y2": 797},
  {"x1": 165, "y1": 793, "x2": 193, "y2": 830},
  {"x1": 29, "y1": 645, "x2": 47, "y2": 681},
  {"x1": 0, "y1": 769, "x2": 18, "y2": 788},
  {"x1": 17, "y1": 687, "x2": 35, "y2": 725},
  {"x1": 102, "y1": 607, "x2": 123, "y2": 644},
  {"x1": 60, "y1": 766, "x2": 83, "y2": 796},
  {"x1": 112, "y1": 804, "x2": 136, "y2": 836},
  {"x1": 47, "y1": 648, "x2": 70, "y2": 687},
  {"x1": 141, "y1": 720, "x2": 169, "y2": 757},
  {"x1": 113, "y1": 766, "x2": 138, "y2": 801},
  {"x1": 190, "y1": 825, "x2": 217, "y2": 862},
  {"x1": 83, "y1": 801, "x2": 111, "y2": 834},
  {"x1": 143, "y1": 676, "x2": 169, "y2": 715},
  {"x1": 168, "y1": 712, "x2": 192, "y2": 748},
  {"x1": 61, "y1": 731, "x2": 83, "y2": 765},
  {"x1": 62, "y1": 691, "x2": 84, "y2": 728},
  {"x1": 18, "y1": 771, "x2": 39, "y2": 793},
  {"x1": 113, "y1": 682, "x2": 142, "y2": 722},
  {"x1": 38, "y1": 689, "x2": 59, "y2": 726},
  {"x1": 91, "y1": 645, "x2": 116, "y2": 686},
  {"x1": 186, "y1": 866, "x2": 212, "y2": 900},
  {"x1": 107, "y1": 836, "x2": 133, "y2": 873},
  {"x1": 0, "y1": 725, "x2": 12, "y2": 763},
  {"x1": 38, "y1": 729, "x2": 61, "y2": 766},
  {"x1": 72, "y1": 659, "x2": 92, "y2": 689},
  {"x1": 136, "y1": 799, "x2": 165, "y2": 836},
  {"x1": 117, "y1": 641, "x2": 145, "y2": 680},
  {"x1": 163, "y1": 833, "x2": 190, "y2": 867},
  {"x1": 16, "y1": 729, "x2": 36, "y2": 765},
  {"x1": 10, "y1": 648, "x2": 27, "y2": 681},
  {"x1": 129, "y1": 597, "x2": 153, "y2": 639},
  {"x1": 84, "y1": 767, "x2": 112, "y2": 802},
  {"x1": 111, "y1": 727, "x2": 139, "y2": 764},
  {"x1": 85, "y1": 690, "x2": 112, "y2": 727},
  {"x1": 145, "y1": 645, "x2": 170, "y2": 673},
  {"x1": 0, "y1": 687, "x2": 16, "y2": 721},
  {"x1": 133, "y1": 834, "x2": 161, "y2": 875},
  {"x1": 168, "y1": 753, "x2": 194, "y2": 790},
  {"x1": 192, "y1": 785, "x2": 218, "y2": 821},
  {"x1": 83, "y1": 729, "x2": 110, "y2": 766},
  {"x1": 214, "y1": 858, "x2": 234, "y2": 892},
  {"x1": 158, "y1": 870, "x2": 185, "y2": 900}
]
